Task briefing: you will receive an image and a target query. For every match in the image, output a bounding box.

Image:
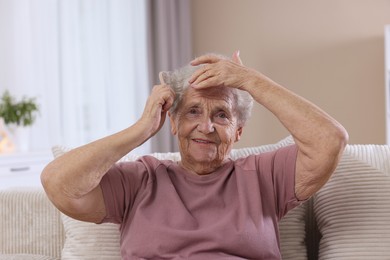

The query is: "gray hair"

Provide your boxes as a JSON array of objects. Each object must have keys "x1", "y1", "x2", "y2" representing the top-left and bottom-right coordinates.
[{"x1": 160, "y1": 56, "x2": 253, "y2": 126}]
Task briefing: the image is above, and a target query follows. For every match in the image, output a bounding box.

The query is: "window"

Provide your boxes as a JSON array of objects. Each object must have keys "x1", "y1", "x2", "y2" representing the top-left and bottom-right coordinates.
[{"x1": 0, "y1": 0, "x2": 150, "y2": 154}]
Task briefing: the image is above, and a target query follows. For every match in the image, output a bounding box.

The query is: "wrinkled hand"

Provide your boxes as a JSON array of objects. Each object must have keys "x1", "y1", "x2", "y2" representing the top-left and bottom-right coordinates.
[
  {"x1": 189, "y1": 51, "x2": 256, "y2": 91},
  {"x1": 139, "y1": 84, "x2": 175, "y2": 137}
]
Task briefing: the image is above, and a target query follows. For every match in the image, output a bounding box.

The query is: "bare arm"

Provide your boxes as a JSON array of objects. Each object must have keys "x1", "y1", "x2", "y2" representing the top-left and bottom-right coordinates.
[
  {"x1": 41, "y1": 85, "x2": 175, "y2": 223},
  {"x1": 189, "y1": 52, "x2": 348, "y2": 200},
  {"x1": 242, "y1": 72, "x2": 348, "y2": 200}
]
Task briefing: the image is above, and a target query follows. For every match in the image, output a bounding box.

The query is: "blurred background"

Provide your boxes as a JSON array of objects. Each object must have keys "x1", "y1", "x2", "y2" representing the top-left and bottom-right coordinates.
[{"x1": 1, "y1": 0, "x2": 390, "y2": 155}]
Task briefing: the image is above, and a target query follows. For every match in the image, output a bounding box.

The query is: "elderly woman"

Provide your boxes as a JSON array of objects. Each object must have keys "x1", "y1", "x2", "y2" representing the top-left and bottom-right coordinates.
[{"x1": 41, "y1": 51, "x2": 348, "y2": 259}]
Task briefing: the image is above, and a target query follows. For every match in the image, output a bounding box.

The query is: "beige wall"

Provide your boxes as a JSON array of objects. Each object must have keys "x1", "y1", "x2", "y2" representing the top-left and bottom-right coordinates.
[{"x1": 191, "y1": 0, "x2": 390, "y2": 147}]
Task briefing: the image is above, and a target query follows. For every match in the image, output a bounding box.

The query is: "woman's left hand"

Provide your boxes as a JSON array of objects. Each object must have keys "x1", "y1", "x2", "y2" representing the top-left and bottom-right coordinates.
[{"x1": 189, "y1": 51, "x2": 257, "y2": 91}]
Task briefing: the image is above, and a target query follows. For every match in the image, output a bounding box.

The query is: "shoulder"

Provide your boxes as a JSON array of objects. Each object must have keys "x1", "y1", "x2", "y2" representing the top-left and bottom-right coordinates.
[
  {"x1": 106, "y1": 155, "x2": 175, "y2": 185},
  {"x1": 101, "y1": 155, "x2": 177, "y2": 196}
]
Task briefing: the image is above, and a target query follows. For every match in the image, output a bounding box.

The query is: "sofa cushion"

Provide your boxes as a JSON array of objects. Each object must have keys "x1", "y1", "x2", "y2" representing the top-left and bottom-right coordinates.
[
  {"x1": 0, "y1": 188, "x2": 64, "y2": 259},
  {"x1": 314, "y1": 144, "x2": 390, "y2": 259},
  {"x1": 61, "y1": 214, "x2": 121, "y2": 260},
  {"x1": 52, "y1": 136, "x2": 307, "y2": 260},
  {"x1": 279, "y1": 203, "x2": 307, "y2": 260}
]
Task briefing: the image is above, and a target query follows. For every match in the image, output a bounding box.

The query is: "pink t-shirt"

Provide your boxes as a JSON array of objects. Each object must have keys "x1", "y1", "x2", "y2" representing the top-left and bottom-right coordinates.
[{"x1": 99, "y1": 145, "x2": 300, "y2": 259}]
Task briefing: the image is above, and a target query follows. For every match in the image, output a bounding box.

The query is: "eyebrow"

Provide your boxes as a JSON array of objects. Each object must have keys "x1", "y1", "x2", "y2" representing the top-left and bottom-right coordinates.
[
  {"x1": 184, "y1": 102, "x2": 201, "y2": 108},
  {"x1": 184, "y1": 102, "x2": 232, "y2": 114}
]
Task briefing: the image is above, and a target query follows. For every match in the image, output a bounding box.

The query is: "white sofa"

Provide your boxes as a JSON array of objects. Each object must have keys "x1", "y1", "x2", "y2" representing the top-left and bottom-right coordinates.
[{"x1": 1, "y1": 137, "x2": 390, "y2": 260}]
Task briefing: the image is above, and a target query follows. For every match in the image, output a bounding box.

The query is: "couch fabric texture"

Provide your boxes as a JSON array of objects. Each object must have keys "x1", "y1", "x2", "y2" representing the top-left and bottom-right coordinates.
[
  {"x1": 314, "y1": 144, "x2": 390, "y2": 259},
  {"x1": 0, "y1": 188, "x2": 64, "y2": 260}
]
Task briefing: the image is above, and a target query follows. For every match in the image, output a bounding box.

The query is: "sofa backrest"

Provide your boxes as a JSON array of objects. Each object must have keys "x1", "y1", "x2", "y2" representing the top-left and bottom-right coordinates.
[{"x1": 312, "y1": 144, "x2": 390, "y2": 260}]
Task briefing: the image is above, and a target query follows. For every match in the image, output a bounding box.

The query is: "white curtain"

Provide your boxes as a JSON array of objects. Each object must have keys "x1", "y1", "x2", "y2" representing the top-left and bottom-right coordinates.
[{"x1": 0, "y1": 0, "x2": 150, "y2": 154}]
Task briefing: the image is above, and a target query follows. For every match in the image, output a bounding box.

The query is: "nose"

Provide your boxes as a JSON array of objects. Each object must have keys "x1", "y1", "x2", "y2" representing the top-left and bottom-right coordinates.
[{"x1": 197, "y1": 117, "x2": 215, "y2": 133}]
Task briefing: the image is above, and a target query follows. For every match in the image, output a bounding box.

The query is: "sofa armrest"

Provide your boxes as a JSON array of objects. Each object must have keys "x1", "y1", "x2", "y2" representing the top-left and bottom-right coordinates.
[{"x1": 0, "y1": 188, "x2": 64, "y2": 259}]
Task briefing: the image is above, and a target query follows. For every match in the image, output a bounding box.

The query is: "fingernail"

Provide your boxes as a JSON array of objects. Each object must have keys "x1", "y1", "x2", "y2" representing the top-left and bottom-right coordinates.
[{"x1": 236, "y1": 50, "x2": 240, "y2": 56}]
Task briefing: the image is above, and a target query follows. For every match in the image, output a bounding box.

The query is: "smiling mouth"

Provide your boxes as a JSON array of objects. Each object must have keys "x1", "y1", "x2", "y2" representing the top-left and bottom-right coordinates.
[{"x1": 192, "y1": 138, "x2": 214, "y2": 144}]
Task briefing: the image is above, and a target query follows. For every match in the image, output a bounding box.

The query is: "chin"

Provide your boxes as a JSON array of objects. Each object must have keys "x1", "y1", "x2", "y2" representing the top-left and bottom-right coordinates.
[{"x1": 190, "y1": 153, "x2": 223, "y2": 165}]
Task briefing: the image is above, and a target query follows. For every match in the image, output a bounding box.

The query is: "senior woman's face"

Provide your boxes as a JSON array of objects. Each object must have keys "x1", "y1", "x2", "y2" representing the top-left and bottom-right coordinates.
[{"x1": 170, "y1": 86, "x2": 242, "y2": 171}]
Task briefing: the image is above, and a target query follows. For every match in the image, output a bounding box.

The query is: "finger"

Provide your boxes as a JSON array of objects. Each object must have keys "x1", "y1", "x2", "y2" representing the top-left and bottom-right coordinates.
[
  {"x1": 151, "y1": 85, "x2": 171, "y2": 106},
  {"x1": 160, "y1": 88, "x2": 174, "y2": 111},
  {"x1": 232, "y1": 50, "x2": 243, "y2": 65},
  {"x1": 188, "y1": 65, "x2": 211, "y2": 84},
  {"x1": 191, "y1": 76, "x2": 220, "y2": 89},
  {"x1": 161, "y1": 87, "x2": 175, "y2": 111},
  {"x1": 191, "y1": 68, "x2": 215, "y2": 86},
  {"x1": 160, "y1": 110, "x2": 167, "y2": 124},
  {"x1": 151, "y1": 84, "x2": 169, "y2": 96},
  {"x1": 162, "y1": 100, "x2": 172, "y2": 112},
  {"x1": 190, "y1": 54, "x2": 221, "y2": 66},
  {"x1": 158, "y1": 72, "x2": 166, "y2": 85}
]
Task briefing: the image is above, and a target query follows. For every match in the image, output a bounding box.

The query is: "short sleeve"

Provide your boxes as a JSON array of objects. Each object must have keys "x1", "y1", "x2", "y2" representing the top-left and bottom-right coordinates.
[
  {"x1": 257, "y1": 145, "x2": 299, "y2": 220},
  {"x1": 99, "y1": 160, "x2": 151, "y2": 224}
]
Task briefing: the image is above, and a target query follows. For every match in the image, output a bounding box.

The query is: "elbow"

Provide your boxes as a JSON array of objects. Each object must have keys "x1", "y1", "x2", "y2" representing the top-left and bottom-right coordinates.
[
  {"x1": 314, "y1": 123, "x2": 349, "y2": 169},
  {"x1": 295, "y1": 124, "x2": 348, "y2": 200},
  {"x1": 41, "y1": 162, "x2": 99, "y2": 200},
  {"x1": 337, "y1": 122, "x2": 349, "y2": 145},
  {"x1": 41, "y1": 165, "x2": 52, "y2": 191},
  {"x1": 41, "y1": 164, "x2": 80, "y2": 214},
  {"x1": 320, "y1": 124, "x2": 348, "y2": 177},
  {"x1": 41, "y1": 163, "x2": 70, "y2": 199},
  {"x1": 40, "y1": 163, "x2": 59, "y2": 198},
  {"x1": 40, "y1": 164, "x2": 64, "y2": 213},
  {"x1": 330, "y1": 123, "x2": 349, "y2": 155}
]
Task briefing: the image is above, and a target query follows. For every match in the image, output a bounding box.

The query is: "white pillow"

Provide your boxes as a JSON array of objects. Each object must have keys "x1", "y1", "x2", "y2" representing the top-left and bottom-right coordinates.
[
  {"x1": 314, "y1": 144, "x2": 390, "y2": 260},
  {"x1": 279, "y1": 203, "x2": 307, "y2": 260},
  {"x1": 52, "y1": 136, "x2": 307, "y2": 260},
  {"x1": 60, "y1": 214, "x2": 121, "y2": 260}
]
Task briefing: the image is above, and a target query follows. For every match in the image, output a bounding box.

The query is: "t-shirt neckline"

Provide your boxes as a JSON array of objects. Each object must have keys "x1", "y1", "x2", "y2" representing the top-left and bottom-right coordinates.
[{"x1": 171, "y1": 159, "x2": 234, "y2": 182}]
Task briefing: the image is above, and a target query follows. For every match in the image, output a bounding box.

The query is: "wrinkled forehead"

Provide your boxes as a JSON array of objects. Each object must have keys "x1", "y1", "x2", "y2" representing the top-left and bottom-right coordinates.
[{"x1": 182, "y1": 86, "x2": 234, "y2": 104}]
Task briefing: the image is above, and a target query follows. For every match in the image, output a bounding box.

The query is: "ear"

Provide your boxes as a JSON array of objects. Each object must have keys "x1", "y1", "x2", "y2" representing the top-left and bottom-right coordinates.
[
  {"x1": 235, "y1": 126, "x2": 243, "y2": 142},
  {"x1": 168, "y1": 111, "x2": 177, "y2": 135}
]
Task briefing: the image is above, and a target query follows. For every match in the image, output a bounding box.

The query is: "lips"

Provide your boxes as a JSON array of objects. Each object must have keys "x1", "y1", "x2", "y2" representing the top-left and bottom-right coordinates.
[{"x1": 192, "y1": 138, "x2": 214, "y2": 144}]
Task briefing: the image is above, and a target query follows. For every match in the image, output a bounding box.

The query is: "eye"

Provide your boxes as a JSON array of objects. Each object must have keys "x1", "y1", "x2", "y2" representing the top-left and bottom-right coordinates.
[
  {"x1": 186, "y1": 107, "x2": 201, "y2": 117},
  {"x1": 217, "y1": 112, "x2": 227, "y2": 119},
  {"x1": 189, "y1": 108, "x2": 198, "y2": 114},
  {"x1": 215, "y1": 111, "x2": 230, "y2": 124}
]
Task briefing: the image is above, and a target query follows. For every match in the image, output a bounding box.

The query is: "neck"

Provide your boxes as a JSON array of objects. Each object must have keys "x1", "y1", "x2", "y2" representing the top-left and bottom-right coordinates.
[{"x1": 179, "y1": 158, "x2": 229, "y2": 175}]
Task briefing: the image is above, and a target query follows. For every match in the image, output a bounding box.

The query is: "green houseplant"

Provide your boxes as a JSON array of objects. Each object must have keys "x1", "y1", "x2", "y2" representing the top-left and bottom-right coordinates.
[
  {"x1": 0, "y1": 90, "x2": 39, "y2": 127},
  {"x1": 0, "y1": 91, "x2": 39, "y2": 152}
]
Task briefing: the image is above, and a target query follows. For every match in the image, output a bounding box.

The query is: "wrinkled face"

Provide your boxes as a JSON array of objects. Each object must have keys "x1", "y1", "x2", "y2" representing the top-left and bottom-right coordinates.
[{"x1": 170, "y1": 86, "x2": 243, "y2": 168}]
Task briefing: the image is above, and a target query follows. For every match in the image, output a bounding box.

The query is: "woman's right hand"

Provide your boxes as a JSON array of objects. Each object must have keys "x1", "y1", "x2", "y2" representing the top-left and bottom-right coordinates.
[{"x1": 138, "y1": 84, "x2": 175, "y2": 138}]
